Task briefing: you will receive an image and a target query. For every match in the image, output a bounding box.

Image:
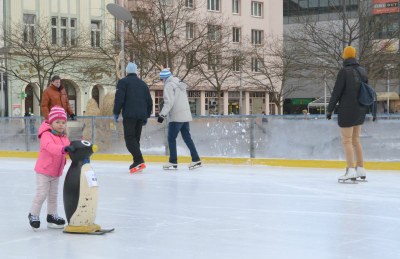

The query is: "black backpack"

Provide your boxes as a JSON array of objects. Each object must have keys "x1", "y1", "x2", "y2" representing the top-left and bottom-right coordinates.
[{"x1": 353, "y1": 68, "x2": 377, "y2": 106}]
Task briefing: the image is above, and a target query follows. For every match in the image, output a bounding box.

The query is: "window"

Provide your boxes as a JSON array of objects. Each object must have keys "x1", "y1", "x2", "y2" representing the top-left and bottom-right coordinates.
[
  {"x1": 51, "y1": 17, "x2": 77, "y2": 46},
  {"x1": 251, "y1": 1, "x2": 263, "y2": 17},
  {"x1": 186, "y1": 22, "x2": 195, "y2": 39},
  {"x1": 186, "y1": 51, "x2": 196, "y2": 69},
  {"x1": 208, "y1": 54, "x2": 221, "y2": 70},
  {"x1": 251, "y1": 57, "x2": 263, "y2": 72},
  {"x1": 51, "y1": 17, "x2": 57, "y2": 45},
  {"x1": 161, "y1": 0, "x2": 172, "y2": 5},
  {"x1": 186, "y1": 0, "x2": 194, "y2": 8},
  {"x1": 232, "y1": 0, "x2": 240, "y2": 14},
  {"x1": 232, "y1": 56, "x2": 241, "y2": 72},
  {"x1": 208, "y1": 0, "x2": 220, "y2": 11},
  {"x1": 251, "y1": 29, "x2": 263, "y2": 45},
  {"x1": 23, "y1": 14, "x2": 36, "y2": 43},
  {"x1": 232, "y1": 27, "x2": 241, "y2": 43},
  {"x1": 70, "y1": 19, "x2": 77, "y2": 46},
  {"x1": 91, "y1": 21, "x2": 101, "y2": 47},
  {"x1": 208, "y1": 24, "x2": 221, "y2": 41},
  {"x1": 61, "y1": 18, "x2": 67, "y2": 46}
]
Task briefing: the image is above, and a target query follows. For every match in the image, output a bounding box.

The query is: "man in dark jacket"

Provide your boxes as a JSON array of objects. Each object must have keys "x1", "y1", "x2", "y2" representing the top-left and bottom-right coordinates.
[
  {"x1": 113, "y1": 62, "x2": 153, "y2": 173},
  {"x1": 327, "y1": 46, "x2": 376, "y2": 183}
]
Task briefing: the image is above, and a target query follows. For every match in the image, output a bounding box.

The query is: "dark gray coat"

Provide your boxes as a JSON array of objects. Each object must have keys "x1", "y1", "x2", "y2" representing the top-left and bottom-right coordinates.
[
  {"x1": 327, "y1": 58, "x2": 369, "y2": 127},
  {"x1": 113, "y1": 73, "x2": 153, "y2": 120}
]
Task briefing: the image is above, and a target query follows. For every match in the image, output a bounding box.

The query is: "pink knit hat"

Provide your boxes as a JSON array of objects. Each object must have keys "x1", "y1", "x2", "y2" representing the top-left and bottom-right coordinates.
[{"x1": 48, "y1": 106, "x2": 67, "y2": 124}]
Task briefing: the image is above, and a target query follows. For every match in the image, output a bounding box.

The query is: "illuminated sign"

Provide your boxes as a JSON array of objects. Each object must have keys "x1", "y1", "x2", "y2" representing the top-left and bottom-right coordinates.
[{"x1": 372, "y1": 0, "x2": 400, "y2": 14}]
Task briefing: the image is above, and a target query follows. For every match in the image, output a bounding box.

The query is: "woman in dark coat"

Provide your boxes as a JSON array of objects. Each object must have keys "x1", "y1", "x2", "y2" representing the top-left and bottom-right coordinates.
[{"x1": 327, "y1": 46, "x2": 376, "y2": 183}]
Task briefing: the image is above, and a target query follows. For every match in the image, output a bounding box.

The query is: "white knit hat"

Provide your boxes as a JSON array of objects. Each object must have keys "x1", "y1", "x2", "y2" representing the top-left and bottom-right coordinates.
[
  {"x1": 159, "y1": 68, "x2": 172, "y2": 80},
  {"x1": 126, "y1": 62, "x2": 137, "y2": 74}
]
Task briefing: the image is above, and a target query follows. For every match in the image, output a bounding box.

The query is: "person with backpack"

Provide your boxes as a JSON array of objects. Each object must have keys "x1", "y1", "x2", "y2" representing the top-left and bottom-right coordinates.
[{"x1": 326, "y1": 46, "x2": 376, "y2": 183}]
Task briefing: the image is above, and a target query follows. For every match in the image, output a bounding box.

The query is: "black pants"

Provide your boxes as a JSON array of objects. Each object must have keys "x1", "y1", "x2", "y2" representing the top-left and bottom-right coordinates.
[{"x1": 122, "y1": 118, "x2": 145, "y2": 166}]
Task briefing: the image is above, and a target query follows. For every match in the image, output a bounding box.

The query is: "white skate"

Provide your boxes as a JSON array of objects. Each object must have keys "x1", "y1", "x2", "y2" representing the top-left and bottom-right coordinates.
[
  {"x1": 356, "y1": 167, "x2": 367, "y2": 182},
  {"x1": 338, "y1": 168, "x2": 357, "y2": 184},
  {"x1": 189, "y1": 161, "x2": 202, "y2": 170},
  {"x1": 163, "y1": 163, "x2": 178, "y2": 170}
]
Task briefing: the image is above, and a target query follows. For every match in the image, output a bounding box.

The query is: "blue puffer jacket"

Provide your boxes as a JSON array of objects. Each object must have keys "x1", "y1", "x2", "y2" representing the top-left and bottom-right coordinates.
[{"x1": 113, "y1": 73, "x2": 153, "y2": 120}]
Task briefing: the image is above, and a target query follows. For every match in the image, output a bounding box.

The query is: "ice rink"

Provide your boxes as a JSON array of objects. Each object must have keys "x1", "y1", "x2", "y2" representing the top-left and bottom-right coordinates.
[{"x1": 0, "y1": 158, "x2": 399, "y2": 259}]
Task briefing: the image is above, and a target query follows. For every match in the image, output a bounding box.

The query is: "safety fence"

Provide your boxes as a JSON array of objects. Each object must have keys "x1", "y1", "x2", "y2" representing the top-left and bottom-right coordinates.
[{"x1": 0, "y1": 114, "x2": 399, "y2": 161}]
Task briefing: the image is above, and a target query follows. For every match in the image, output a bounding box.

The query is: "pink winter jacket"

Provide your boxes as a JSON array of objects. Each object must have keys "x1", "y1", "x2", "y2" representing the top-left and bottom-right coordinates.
[{"x1": 34, "y1": 121, "x2": 70, "y2": 177}]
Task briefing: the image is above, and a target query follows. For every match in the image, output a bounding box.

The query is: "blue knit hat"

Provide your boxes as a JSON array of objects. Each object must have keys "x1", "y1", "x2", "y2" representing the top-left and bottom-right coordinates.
[
  {"x1": 126, "y1": 62, "x2": 137, "y2": 74},
  {"x1": 159, "y1": 69, "x2": 172, "y2": 80}
]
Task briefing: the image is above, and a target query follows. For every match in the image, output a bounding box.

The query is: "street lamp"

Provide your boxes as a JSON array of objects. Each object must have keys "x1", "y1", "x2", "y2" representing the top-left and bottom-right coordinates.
[
  {"x1": 384, "y1": 64, "x2": 395, "y2": 114},
  {"x1": 106, "y1": 3, "x2": 132, "y2": 79},
  {"x1": 0, "y1": 59, "x2": 4, "y2": 117}
]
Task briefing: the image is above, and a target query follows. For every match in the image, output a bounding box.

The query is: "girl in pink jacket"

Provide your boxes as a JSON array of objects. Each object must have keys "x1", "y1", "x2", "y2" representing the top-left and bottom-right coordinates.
[{"x1": 28, "y1": 106, "x2": 74, "y2": 230}]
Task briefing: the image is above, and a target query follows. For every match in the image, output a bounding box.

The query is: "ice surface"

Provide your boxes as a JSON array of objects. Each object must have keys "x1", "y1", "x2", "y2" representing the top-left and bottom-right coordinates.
[{"x1": 1, "y1": 158, "x2": 400, "y2": 259}]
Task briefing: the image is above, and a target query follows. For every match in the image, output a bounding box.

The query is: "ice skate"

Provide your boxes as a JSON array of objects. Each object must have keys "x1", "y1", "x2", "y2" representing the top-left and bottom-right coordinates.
[
  {"x1": 338, "y1": 168, "x2": 357, "y2": 184},
  {"x1": 47, "y1": 214, "x2": 65, "y2": 229},
  {"x1": 129, "y1": 163, "x2": 146, "y2": 173},
  {"x1": 163, "y1": 162, "x2": 178, "y2": 170},
  {"x1": 356, "y1": 167, "x2": 367, "y2": 182},
  {"x1": 189, "y1": 161, "x2": 202, "y2": 170},
  {"x1": 28, "y1": 213, "x2": 40, "y2": 229}
]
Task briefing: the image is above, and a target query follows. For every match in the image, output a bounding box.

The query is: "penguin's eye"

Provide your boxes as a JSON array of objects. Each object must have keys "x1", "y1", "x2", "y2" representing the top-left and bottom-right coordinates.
[{"x1": 81, "y1": 140, "x2": 91, "y2": 146}]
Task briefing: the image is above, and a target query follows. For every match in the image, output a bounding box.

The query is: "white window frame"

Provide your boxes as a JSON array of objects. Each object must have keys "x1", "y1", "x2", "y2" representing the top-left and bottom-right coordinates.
[
  {"x1": 91, "y1": 20, "x2": 101, "y2": 48},
  {"x1": 51, "y1": 17, "x2": 77, "y2": 46},
  {"x1": 186, "y1": 22, "x2": 195, "y2": 39},
  {"x1": 232, "y1": 56, "x2": 241, "y2": 72},
  {"x1": 232, "y1": 0, "x2": 240, "y2": 14},
  {"x1": 23, "y1": 14, "x2": 36, "y2": 43},
  {"x1": 251, "y1": 1, "x2": 263, "y2": 17},
  {"x1": 208, "y1": 0, "x2": 220, "y2": 11},
  {"x1": 186, "y1": 0, "x2": 194, "y2": 8},
  {"x1": 208, "y1": 54, "x2": 221, "y2": 70},
  {"x1": 251, "y1": 57, "x2": 263, "y2": 72},
  {"x1": 208, "y1": 24, "x2": 221, "y2": 41},
  {"x1": 232, "y1": 27, "x2": 241, "y2": 43},
  {"x1": 251, "y1": 29, "x2": 263, "y2": 45}
]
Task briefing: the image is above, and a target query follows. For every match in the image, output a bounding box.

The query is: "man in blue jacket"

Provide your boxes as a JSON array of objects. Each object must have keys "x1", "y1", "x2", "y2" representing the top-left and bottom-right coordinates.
[{"x1": 113, "y1": 62, "x2": 153, "y2": 173}]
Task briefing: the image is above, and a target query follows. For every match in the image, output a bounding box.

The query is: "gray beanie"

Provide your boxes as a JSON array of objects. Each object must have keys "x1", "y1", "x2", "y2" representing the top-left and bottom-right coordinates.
[{"x1": 126, "y1": 62, "x2": 137, "y2": 74}]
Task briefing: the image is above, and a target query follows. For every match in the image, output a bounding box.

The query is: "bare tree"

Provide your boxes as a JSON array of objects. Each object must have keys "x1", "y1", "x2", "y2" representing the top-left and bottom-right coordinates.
[
  {"x1": 286, "y1": 2, "x2": 400, "y2": 89},
  {"x1": 1, "y1": 20, "x2": 82, "y2": 103}
]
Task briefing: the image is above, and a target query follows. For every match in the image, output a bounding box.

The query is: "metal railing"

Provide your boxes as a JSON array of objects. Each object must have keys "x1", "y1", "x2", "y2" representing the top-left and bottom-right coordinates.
[{"x1": 1, "y1": 114, "x2": 399, "y2": 161}]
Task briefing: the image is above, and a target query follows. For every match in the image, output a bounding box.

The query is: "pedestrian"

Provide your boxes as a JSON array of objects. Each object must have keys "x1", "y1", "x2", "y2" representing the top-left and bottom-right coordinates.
[
  {"x1": 41, "y1": 75, "x2": 76, "y2": 120},
  {"x1": 28, "y1": 106, "x2": 75, "y2": 229},
  {"x1": 157, "y1": 68, "x2": 201, "y2": 170},
  {"x1": 326, "y1": 46, "x2": 376, "y2": 183},
  {"x1": 113, "y1": 62, "x2": 153, "y2": 173}
]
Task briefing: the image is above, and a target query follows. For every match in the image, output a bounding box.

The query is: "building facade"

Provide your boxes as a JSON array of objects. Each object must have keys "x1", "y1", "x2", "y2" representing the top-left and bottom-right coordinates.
[
  {"x1": 2, "y1": 0, "x2": 116, "y2": 117},
  {"x1": 124, "y1": 0, "x2": 283, "y2": 115}
]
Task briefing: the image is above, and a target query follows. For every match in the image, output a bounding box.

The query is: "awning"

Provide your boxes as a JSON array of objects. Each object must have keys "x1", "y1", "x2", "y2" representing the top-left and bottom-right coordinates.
[
  {"x1": 307, "y1": 96, "x2": 331, "y2": 108},
  {"x1": 376, "y1": 92, "x2": 399, "y2": 101}
]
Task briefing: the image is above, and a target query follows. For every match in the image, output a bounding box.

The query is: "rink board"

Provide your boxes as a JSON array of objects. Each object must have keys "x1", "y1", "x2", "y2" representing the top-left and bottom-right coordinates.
[{"x1": 0, "y1": 151, "x2": 399, "y2": 171}]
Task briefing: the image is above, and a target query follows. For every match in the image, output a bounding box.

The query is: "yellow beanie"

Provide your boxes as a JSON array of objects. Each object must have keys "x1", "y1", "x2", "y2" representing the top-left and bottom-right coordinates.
[{"x1": 342, "y1": 46, "x2": 356, "y2": 59}]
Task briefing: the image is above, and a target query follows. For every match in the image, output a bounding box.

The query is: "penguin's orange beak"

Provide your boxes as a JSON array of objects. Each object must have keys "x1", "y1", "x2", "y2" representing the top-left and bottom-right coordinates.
[{"x1": 92, "y1": 145, "x2": 98, "y2": 153}]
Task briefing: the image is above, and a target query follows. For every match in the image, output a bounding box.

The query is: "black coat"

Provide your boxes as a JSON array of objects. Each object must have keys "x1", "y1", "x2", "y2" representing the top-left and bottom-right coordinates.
[
  {"x1": 327, "y1": 58, "x2": 369, "y2": 127},
  {"x1": 113, "y1": 73, "x2": 153, "y2": 120}
]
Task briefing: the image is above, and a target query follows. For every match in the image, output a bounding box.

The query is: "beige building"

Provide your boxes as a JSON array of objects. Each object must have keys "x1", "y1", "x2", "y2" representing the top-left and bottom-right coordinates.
[
  {"x1": 2, "y1": 0, "x2": 116, "y2": 117},
  {"x1": 124, "y1": 0, "x2": 283, "y2": 115}
]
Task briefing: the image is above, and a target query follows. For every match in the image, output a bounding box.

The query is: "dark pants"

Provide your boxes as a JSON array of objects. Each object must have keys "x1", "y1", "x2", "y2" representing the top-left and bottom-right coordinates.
[
  {"x1": 123, "y1": 118, "x2": 145, "y2": 166},
  {"x1": 168, "y1": 122, "x2": 200, "y2": 164}
]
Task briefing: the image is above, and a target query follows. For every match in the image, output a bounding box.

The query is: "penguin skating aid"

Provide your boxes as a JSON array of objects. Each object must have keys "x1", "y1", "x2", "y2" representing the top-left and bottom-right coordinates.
[{"x1": 63, "y1": 140, "x2": 114, "y2": 235}]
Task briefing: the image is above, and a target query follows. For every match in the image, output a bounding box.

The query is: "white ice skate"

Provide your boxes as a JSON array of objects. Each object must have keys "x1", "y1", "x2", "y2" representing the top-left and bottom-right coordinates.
[
  {"x1": 163, "y1": 162, "x2": 178, "y2": 170},
  {"x1": 356, "y1": 167, "x2": 367, "y2": 182},
  {"x1": 338, "y1": 168, "x2": 358, "y2": 184},
  {"x1": 189, "y1": 161, "x2": 202, "y2": 170}
]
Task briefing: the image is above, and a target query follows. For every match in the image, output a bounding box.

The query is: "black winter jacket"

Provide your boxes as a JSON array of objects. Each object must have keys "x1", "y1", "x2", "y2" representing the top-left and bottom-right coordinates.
[
  {"x1": 327, "y1": 58, "x2": 370, "y2": 127},
  {"x1": 113, "y1": 73, "x2": 153, "y2": 120}
]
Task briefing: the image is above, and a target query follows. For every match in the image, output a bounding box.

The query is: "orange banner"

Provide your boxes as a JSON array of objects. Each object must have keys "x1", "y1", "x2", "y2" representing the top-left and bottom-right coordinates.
[{"x1": 372, "y1": 0, "x2": 399, "y2": 14}]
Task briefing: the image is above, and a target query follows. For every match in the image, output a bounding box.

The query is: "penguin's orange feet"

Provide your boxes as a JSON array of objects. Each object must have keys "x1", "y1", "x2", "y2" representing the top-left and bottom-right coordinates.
[{"x1": 130, "y1": 163, "x2": 146, "y2": 173}]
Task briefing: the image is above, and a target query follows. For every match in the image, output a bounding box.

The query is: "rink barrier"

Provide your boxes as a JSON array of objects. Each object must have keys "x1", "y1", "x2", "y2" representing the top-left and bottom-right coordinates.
[{"x1": 1, "y1": 151, "x2": 399, "y2": 171}]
